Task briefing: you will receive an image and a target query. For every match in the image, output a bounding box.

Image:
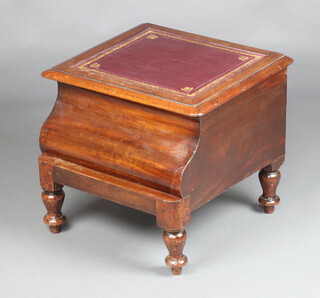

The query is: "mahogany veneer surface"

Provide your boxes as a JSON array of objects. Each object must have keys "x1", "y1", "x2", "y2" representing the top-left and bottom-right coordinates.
[
  {"x1": 39, "y1": 23, "x2": 293, "y2": 275},
  {"x1": 42, "y1": 23, "x2": 292, "y2": 116}
]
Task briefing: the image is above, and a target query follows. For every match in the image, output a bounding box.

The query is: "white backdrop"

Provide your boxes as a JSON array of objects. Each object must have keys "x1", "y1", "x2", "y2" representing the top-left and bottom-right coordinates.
[{"x1": 0, "y1": 1, "x2": 319, "y2": 297}]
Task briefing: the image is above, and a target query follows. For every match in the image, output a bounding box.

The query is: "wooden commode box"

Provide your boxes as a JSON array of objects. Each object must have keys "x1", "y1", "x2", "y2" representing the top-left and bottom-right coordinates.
[{"x1": 39, "y1": 23, "x2": 293, "y2": 275}]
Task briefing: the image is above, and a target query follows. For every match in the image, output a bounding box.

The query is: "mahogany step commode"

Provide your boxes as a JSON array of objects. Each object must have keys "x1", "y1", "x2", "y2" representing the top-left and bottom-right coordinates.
[{"x1": 39, "y1": 23, "x2": 293, "y2": 275}]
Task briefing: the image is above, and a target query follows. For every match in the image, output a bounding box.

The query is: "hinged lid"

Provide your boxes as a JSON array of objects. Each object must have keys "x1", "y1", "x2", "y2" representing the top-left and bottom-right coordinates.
[{"x1": 42, "y1": 23, "x2": 293, "y2": 116}]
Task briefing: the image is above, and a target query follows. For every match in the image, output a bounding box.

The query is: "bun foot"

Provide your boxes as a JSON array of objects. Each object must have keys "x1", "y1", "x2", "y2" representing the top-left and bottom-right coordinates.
[
  {"x1": 165, "y1": 255, "x2": 188, "y2": 275},
  {"x1": 258, "y1": 168, "x2": 281, "y2": 214},
  {"x1": 42, "y1": 189, "x2": 66, "y2": 233},
  {"x1": 171, "y1": 267, "x2": 182, "y2": 275},
  {"x1": 263, "y1": 205, "x2": 275, "y2": 214},
  {"x1": 163, "y1": 230, "x2": 188, "y2": 275},
  {"x1": 49, "y1": 225, "x2": 62, "y2": 234}
]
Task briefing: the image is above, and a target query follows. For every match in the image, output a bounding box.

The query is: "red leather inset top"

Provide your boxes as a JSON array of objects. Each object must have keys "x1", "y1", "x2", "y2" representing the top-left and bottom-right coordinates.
[{"x1": 76, "y1": 30, "x2": 264, "y2": 95}]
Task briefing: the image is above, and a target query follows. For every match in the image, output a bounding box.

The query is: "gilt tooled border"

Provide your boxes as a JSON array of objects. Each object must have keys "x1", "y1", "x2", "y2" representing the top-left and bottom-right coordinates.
[{"x1": 75, "y1": 29, "x2": 265, "y2": 97}]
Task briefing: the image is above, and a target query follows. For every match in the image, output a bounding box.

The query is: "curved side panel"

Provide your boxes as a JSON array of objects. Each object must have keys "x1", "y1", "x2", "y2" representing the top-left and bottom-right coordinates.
[
  {"x1": 181, "y1": 70, "x2": 288, "y2": 210},
  {"x1": 40, "y1": 83, "x2": 200, "y2": 195}
]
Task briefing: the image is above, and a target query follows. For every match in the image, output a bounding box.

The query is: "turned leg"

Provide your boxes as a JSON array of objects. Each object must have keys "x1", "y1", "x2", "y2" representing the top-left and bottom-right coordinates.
[
  {"x1": 258, "y1": 167, "x2": 281, "y2": 214},
  {"x1": 42, "y1": 187, "x2": 66, "y2": 233},
  {"x1": 163, "y1": 230, "x2": 188, "y2": 275}
]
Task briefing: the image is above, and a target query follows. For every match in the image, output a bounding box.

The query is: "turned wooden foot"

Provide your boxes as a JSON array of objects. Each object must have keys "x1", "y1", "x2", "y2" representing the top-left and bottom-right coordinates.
[
  {"x1": 163, "y1": 230, "x2": 188, "y2": 275},
  {"x1": 42, "y1": 188, "x2": 66, "y2": 233},
  {"x1": 258, "y1": 168, "x2": 281, "y2": 214}
]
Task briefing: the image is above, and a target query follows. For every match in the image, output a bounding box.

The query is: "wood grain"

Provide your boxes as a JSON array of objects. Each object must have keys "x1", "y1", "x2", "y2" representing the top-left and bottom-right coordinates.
[
  {"x1": 181, "y1": 70, "x2": 288, "y2": 211},
  {"x1": 39, "y1": 24, "x2": 293, "y2": 274},
  {"x1": 42, "y1": 23, "x2": 293, "y2": 116},
  {"x1": 163, "y1": 230, "x2": 188, "y2": 275},
  {"x1": 40, "y1": 83, "x2": 199, "y2": 196}
]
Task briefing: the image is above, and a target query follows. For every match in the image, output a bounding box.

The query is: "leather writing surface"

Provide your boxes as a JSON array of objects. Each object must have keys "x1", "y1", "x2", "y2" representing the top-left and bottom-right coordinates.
[{"x1": 75, "y1": 30, "x2": 264, "y2": 96}]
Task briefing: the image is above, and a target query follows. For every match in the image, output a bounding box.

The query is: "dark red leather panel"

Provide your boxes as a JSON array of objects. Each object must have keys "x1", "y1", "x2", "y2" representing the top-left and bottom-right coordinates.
[{"x1": 76, "y1": 30, "x2": 264, "y2": 95}]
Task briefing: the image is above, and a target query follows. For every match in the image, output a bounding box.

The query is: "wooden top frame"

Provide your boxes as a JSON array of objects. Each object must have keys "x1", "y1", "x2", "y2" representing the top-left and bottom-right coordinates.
[{"x1": 42, "y1": 23, "x2": 293, "y2": 116}]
